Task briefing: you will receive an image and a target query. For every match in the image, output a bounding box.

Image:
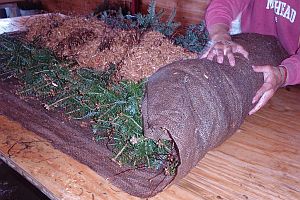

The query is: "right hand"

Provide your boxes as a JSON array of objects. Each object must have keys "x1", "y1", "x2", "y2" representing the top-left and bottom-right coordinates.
[
  {"x1": 201, "y1": 39, "x2": 249, "y2": 66},
  {"x1": 200, "y1": 24, "x2": 249, "y2": 66}
]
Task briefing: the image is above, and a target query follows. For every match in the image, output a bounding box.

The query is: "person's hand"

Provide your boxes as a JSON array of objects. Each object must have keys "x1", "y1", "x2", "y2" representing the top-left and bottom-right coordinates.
[
  {"x1": 249, "y1": 65, "x2": 287, "y2": 115},
  {"x1": 201, "y1": 24, "x2": 249, "y2": 66},
  {"x1": 201, "y1": 39, "x2": 249, "y2": 66}
]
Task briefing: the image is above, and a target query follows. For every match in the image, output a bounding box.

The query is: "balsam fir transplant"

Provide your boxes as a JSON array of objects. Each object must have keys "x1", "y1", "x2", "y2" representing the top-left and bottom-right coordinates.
[{"x1": 0, "y1": 1, "x2": 300, "y2": 200}]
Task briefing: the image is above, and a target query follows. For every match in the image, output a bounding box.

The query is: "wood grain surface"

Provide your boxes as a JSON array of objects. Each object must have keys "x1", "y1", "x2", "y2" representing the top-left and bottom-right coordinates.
[
  {"x1": 0, "y1": 15, "x2": 29, "y2": 34},
  {"x1": 0, "y1": 16, "x2": 300, "y2": 200}
]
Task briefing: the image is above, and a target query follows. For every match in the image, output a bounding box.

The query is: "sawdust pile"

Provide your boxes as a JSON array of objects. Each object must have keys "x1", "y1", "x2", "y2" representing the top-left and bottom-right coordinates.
[
  {"x1": 120, "y1": 31, "x2": 197, "y2": 81},
  {"x1": 25, "y1": 14, "x2": 197, "y2": 81},
  {"x1": 26, "y1": 14, "x2": 136, "y2": 71}
]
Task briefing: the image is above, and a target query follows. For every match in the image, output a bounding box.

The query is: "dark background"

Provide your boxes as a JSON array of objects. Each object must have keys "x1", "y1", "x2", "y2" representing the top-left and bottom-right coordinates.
[{"x1": 0, "y1": 160, "x2": 49, "y2": 200}]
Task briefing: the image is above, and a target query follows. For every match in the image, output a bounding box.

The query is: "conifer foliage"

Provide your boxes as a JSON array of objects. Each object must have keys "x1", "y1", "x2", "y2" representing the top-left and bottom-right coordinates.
[
  {"x1": 95, "y1": 0, "x2": 208, "y2": 52},
  {"x1": 0, "y1": 34, "x2": 178, "y2": 175},
  {"x1": 95, "y1": 0, "x2": 181, "y2": 37}
]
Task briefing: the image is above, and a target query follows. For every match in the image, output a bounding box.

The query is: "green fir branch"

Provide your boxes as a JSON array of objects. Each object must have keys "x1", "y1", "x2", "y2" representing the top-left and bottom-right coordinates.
[
  {"x1": 174, "y1": 21, "x2": 209, "y2": 53},
  {"x1": 0, "y1": 34, "x2": 178, "y2": 175}
]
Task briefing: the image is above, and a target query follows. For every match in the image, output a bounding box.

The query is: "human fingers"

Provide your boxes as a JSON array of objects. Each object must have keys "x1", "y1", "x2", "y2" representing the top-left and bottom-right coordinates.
[
  {"x1": 200, "y1": 46, "x2": 211, "y2": 58},
  {"x1": 200, "y1": 40, "x2": 216, "y2": 59},
  {"x1": 208, "y1": 42, "x2": 226, "y2": 62},
  {"x1": 249, "y1": 90, "x2": 273, "y2": 115},
  {"x1": 252, "y1": 65, "x2": 272, "y2": 73},
  {"x1": 218, "y1": 41, "x2": 240, "y2": 66},
  {"x1": 200, "y1": 51, "x2": 209, "y2": 59},
  {"x1": 227, "y1": 52, "x2": 235, "y2": 66},
  {"x1": 251, "y1": 65, "x2": 274, "y2": 104},
  {"x1": 206, "y1": 48, "x2": 217, "y2": 61},
  {"x1": 251, "y1": 82, "x2": 272, "y2": 104},
  {"x1": 216, "y1": 48, "x2": 225, "y2": 64},
  {"x1": 249, "y1": 65, "x2": 279, "y2": 115},
  {"x1": 201, "y1": 41, "x2": 238, "y2": 66},
  {"x1": 232, "y1": 44, "x2": 249, "y2": 60},
  {"x1": 224, "y1": 46, "x2": 235, "y2": 66}
]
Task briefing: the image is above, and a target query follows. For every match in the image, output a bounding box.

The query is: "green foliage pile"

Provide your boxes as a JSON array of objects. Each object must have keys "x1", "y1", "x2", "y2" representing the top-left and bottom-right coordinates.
[
  {"x1": 174, "y1": 22, "x2": 209, "y2": 53},
  {"x1": 0, "y1": 34, "x2": 178, "y2": 175},
  {"x1": 95, "y1": 0, "x2": 180, "y2": 37},
  {"x1": 94, "y1": 0, "x2": 208, "y2": 52}
]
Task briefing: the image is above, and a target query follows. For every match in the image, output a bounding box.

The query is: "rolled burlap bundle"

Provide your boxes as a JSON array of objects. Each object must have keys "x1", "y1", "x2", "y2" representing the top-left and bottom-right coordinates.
[{"x1": 142, "y1": 33, "x2": 289, "y2": 187}]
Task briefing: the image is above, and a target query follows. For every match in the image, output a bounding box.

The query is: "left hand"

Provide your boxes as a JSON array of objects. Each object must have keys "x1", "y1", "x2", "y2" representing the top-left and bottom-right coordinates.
[{"x1": 249, "y1": 65, "x2": 286, "y2": 115}]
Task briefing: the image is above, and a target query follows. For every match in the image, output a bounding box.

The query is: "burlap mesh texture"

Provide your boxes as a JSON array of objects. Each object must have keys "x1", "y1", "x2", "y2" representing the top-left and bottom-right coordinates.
[
  {"x1": 0, "y1": 33, "x2": 289, "y2": 198},
  {"x1": 142, "y1": 33, "x2": 289, "y2": 184}
]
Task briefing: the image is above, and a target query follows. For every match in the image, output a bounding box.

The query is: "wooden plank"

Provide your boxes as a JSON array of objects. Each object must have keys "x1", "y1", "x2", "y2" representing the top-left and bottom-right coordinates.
[
  {"x1": 0, "y1": 15, "x2": 29, "y2": 33},
  {"x1": 0, "y1": 14, "x2": 62, "y2": 34},
  {"x1": 0, "y1": 115, "x2": 148, "y2": 200}
]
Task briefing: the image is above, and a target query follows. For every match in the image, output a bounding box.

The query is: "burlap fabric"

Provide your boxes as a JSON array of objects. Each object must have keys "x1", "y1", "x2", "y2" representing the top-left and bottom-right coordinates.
[
  {"x1": 142, "y1": 33, "x2": 289, "y2": 184},
  {"x1": 0, "y1": 33, "x2": 289, "y2": 198}
]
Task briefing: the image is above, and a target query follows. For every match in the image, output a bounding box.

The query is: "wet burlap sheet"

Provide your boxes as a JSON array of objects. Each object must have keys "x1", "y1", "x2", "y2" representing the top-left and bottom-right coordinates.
[
  {"x1": 142, "y1": 33, "x2": 289, "y2": 184},
  {"x1": 0, "y1": 33, "x2": 288, "y2": 198}
]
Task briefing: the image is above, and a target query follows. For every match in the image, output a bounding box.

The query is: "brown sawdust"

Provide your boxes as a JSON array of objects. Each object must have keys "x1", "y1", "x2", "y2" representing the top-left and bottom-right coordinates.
[
  {"x1": 25, "y1": 14, "x2": 197, "y2": 81},
  {"x1": 120, "y1": 31, "x2": 197, "y2": 81}
]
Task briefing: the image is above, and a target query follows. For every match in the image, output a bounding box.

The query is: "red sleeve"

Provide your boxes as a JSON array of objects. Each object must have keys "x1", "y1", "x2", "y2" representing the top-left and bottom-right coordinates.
[
  {"x1": 281, "y1": 49, "x2": 300, "y2": 86},
  {"x1": 205, "y1": 0, "x2": 252, "y2": 30}
]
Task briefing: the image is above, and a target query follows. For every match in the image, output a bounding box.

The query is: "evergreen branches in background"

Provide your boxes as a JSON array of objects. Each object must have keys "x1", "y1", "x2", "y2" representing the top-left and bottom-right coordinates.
[
  {"x1": 93, "y1": 0, "x2": 208, "y2": 52},
  {"x1": 94, "y1": 0, "x2": 180, "y2": 37},
  {"x1": 134, "y1": 0, "x2": 180, "y2": 37},
  {"x1": 174, "y1": 21, "x2": 209, "y2": 53},
  {"x1": 97, "y1": 7, "x2": 134, "y2": 30},
  {"x1": 0, "y1": 34, "x2": 178, "y2": 175}
]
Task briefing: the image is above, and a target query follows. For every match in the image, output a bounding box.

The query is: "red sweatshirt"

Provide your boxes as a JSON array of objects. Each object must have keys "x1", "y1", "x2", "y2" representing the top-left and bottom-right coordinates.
[{"x1": 205, "y1": 0, "x2": 300, "y2": 86}]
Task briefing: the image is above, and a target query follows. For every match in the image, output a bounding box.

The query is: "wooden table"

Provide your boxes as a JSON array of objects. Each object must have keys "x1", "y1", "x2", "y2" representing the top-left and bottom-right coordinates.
[
  {"x1": 1, "y1": 16, "x2": 300, "y2": 200},
  {"x1": 0, "y1": 15, "x2": 28, "y2": 33}
]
